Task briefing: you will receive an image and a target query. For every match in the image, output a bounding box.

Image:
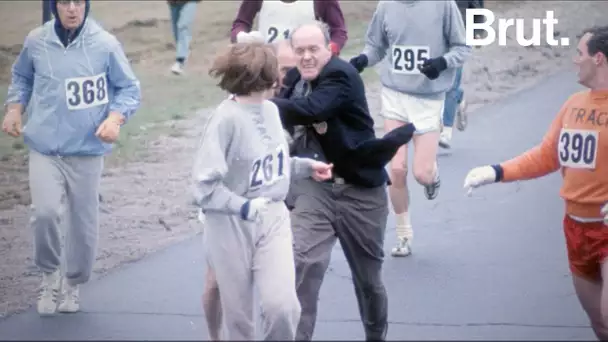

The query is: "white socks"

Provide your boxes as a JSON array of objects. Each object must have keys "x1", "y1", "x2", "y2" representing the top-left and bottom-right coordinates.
[
  {"x1": 441, "y1": 126, "x2": 453, "y2": 140},
  {"x1": 395, "y1": 212, "x2": 413, "y2": 241}
]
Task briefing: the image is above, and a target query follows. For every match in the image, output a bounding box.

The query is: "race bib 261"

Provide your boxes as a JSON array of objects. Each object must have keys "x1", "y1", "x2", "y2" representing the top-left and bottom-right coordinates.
[
  {"x1": 249, "y1": 145, "x2": 287, "y2": 189},
  {"x1": 391, "y1": 45, "x2": 430, "y2": 75},
  {"x1": 65, "y1": 72, "x2": 109, "y2": 111},
  {"x1": 558, "y1": 128, "x2": 599, "y2": 169}
]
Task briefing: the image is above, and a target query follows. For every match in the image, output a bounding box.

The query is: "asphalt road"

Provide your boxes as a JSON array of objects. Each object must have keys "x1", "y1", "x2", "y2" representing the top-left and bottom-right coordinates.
[{"x1": 0, "y1": 70, "x2": 597, "y2": 340}]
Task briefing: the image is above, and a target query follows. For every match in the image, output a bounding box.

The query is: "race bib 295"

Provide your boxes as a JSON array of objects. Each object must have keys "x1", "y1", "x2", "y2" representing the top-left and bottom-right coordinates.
[
  {"x1": 391, "y1": 45, "x2": 430, "y2": 75},
  {"x1": 558, "y1": 128, "x2": 599, "y2": 169},
  {"x1": 64, "y1": 72, "x2": 109, "y2": 110}
]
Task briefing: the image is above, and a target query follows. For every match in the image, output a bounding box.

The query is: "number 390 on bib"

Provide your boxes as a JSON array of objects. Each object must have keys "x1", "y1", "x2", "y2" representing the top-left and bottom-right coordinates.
[
  {"x1": 558, "y1": 128, "x2": 599, "y2": 169},
  {"x1": 65, "y1": 72, "x2": 109, "y2": 111}
]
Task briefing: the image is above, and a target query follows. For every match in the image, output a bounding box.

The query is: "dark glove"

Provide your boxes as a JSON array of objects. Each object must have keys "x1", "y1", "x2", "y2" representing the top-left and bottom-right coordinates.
[
  {"x1": 349, "y1": 54, "x2": 368, "y2": 73},
  {"x1": 351, "y1": 123, "x2": 416, "y2": 168},
  {"x1": 419, "y1": 57, "x2": 447, "y2": 80}
]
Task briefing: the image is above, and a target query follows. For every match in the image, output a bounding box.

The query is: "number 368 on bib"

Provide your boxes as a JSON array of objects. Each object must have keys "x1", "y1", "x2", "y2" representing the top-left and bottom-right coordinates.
[{"x1": 64, "y1": 73, "x2": 109, "y2": 111}]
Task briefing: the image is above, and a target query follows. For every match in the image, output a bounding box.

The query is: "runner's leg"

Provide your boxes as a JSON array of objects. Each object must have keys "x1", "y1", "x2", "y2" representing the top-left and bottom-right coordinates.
[
  {"x1": 291, "y1": 179, "x2": 338, "y2": 340},
  {"x1": 202, "y1": 266, "x2": 223, "y2": 341},
  {"x1": 381, "y1": 87, "x2": 413, "y2": 257},
  {"x1": 254, "y1": 202, "x2": 300, "y2": 340},
  {"x1": 204, "y1": 214, "x2": 255, "y2": 340}
]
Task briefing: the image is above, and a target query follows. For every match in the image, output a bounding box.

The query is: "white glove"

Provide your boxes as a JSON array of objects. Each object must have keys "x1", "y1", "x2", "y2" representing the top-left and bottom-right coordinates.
[
  {"x1": 241, "y1": 197, "x2": 271, "y2": 221},
  {"x1": 463, "y1": 165, "x2": 497, "y2": 196},
  {"x1": 602, "y1": 203, "x2": 608, "y2": 225},
  {"x1": 236, "y1": 31, "x2": 265, "y2": 44}
]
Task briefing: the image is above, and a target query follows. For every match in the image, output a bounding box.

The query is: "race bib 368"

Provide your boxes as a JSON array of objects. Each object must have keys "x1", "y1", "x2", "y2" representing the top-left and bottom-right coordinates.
[
  {"x1": 65, "y1": 72, "x2": 109, "y2": 111},
  {"x1": 558, "y1": 128, "x2": 599, "y2": 169},
  {"x1": 391, "y1": 45, "x2": 430, "y2": 75}
]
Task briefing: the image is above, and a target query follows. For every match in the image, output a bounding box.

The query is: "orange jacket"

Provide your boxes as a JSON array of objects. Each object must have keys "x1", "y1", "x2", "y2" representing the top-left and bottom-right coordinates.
[{"x1": 499, "y1": 89, "x2": 608, "y2": 218}]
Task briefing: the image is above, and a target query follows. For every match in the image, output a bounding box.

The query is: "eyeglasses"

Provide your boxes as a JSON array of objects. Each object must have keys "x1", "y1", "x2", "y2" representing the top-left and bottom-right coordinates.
[{"x1": 57, "y1": 0, "x2": 85, "y2": 6}]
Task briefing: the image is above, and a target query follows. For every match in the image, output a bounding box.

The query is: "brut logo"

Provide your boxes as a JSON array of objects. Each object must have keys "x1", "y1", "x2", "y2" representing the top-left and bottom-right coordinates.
[{"x1": 465, "y1": 9, "x2": 569, "y2": 47}]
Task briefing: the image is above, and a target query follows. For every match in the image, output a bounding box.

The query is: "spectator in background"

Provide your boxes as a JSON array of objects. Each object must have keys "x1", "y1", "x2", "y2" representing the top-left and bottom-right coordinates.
[
  {"x1": 167, "y1": 0, "x2": 201, "y2": 75},
  {"x1": 438, "y1": 0, "x2": 482, "y2": 149},
  {"x1": 230, "y1": 0, "x2": 347, "y2": 56}
]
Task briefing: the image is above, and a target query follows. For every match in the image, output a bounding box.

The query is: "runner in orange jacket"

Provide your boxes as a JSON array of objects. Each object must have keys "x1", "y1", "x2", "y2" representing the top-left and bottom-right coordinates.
[{"x1": 463, "y1": 26, "x2": 608, "y2": 339}]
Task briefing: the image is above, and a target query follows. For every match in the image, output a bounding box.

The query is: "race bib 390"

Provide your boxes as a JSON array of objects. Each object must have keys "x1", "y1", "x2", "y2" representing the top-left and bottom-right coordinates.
[
  {"x1": 391, "y1": 45, "x2": 430, "y2": 75},
  {"x1": 558, "y1": 128, "x2": 599, "y2": 169},
  {"x1": 65, "y1": 72, "x2": 109, "y2": 110}
]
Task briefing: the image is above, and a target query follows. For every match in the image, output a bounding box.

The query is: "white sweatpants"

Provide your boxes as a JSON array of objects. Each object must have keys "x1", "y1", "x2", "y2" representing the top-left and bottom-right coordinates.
[
  {"x1": 29, "y1": 149, "x2": 104, "y2": 286},
  {"x1": 203, "y1": 201, "x2": 300, "y2": 340}
]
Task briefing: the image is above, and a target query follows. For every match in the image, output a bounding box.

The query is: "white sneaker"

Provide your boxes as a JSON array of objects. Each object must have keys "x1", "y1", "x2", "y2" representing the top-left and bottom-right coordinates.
[
  {"x1": 439, "y1": 128, "x2": 452, "y2": 149},
  {"x1": 391, "y1": 237, "x2": 412, "y2": 257},
  {"x1": 456, "y1": 99, "x2": 468, "y2": 131},
  {"x1": 57, "y1": 279, "x2": 80, "y2": 313},
  {"x1": 37, "y1": 270, "x2": 61, "y2": 316},
  {"x1": 171, "y1": 62, "x2": 184, "y2": 75}
]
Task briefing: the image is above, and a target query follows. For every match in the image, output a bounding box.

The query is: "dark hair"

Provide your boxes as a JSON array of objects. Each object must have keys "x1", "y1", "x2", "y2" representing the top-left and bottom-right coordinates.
[
  {"x1": 208, "y1": 42, "x2": 279, "y2": 96},
  {"x1": 582, "y1": 25, "x2": 608, "y2": 58}
]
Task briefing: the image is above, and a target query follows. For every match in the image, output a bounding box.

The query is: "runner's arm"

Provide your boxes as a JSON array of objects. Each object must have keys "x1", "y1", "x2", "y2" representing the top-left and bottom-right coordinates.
[
  {"x1": 361, "y1": 1, "x2": 389, "y2": 68},
  {"x1": 5, "y1": 35, "x2": 34, "y2": 112},
  {"x1": 230, "y1": 0, "x2": 263, "y2": 43},
  {"x1": 192, "y1": 113, "x2": 248, "y2": 216},
  {"x1": 290, "y1": 157, "x2": 315, "y2": 180},
  {"x1": 496, "y1": 108, "x2": 565, "y2": 182},
  {"x1": 107, "y1": 37, "x2": 141, "y2": 123},
  {"x1": 270, "y1": 69, "x2": 351, "y2": 125},
  {"x1": 442, "y1": 0, "x2": 471, "y2": 69},
  {"x1": 314, "y1": 0, "x2": 348, "y2": 54}
]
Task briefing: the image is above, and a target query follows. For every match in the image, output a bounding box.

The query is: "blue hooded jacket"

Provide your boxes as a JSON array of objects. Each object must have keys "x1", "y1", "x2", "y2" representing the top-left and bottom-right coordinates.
[{"x1": 5, "y1": 0, "x2": 141, "y2": 156}]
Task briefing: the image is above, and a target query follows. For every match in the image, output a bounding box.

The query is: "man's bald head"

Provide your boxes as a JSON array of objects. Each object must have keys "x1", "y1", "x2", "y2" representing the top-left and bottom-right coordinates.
[
  {"x1": 290, "y1": 21, "x2": 331, "y2": 47},
  {"x1": 275, "y1": 40, "x2": 298, "y2": 89},
  {"x1": 289, "y1": 21, "x2": 332, "y2": 80}
]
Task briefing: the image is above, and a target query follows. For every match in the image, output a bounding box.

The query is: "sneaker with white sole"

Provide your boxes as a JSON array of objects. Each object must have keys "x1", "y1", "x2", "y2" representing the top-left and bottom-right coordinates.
[
  {"x1": 37, "y1": 270, "x2": 61, "y2": 316},
  {"x1": 57, "y1": 279, "x2": 80, "y2": 313},
  {"x1": 456, "y1": 99, "x2": 468, "y2": 131},
  {"x1": 170, "y1": 62, "x2": 184, "y2": 75},
  {"x1": 439, "y1": 127, "x2": 452, "y2": 149},
  {"x1": 424, "y1": 164, "x2": 440, "y2": 200},
  {"x1": 391, "y1": 237, "x2": 412, "y2": 257}
]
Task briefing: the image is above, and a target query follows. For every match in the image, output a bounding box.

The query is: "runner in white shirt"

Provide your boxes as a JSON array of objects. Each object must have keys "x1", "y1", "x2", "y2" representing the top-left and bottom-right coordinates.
[{"x1": 230, "y1": 0, "x2": 347, "y2": 56}]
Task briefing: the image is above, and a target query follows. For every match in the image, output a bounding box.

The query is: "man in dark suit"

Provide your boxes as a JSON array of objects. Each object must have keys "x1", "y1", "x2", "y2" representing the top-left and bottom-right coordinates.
[{"x1": 269, "y1": 21, "x2": 415, "y2": 341}]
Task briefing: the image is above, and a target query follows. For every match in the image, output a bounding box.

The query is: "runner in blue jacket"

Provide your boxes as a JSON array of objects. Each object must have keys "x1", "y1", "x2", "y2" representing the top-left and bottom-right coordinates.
[{"x1": 2, "y1": 0, "x2": 141, "y2": 316}]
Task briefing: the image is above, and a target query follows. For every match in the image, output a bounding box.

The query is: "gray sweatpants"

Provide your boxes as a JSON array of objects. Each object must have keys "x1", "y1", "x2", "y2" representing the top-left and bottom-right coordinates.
[
  {"x1": 29, "y1": 150, "x2": 104, "y2": 286},
  {"x1": 290, "y1": 178, "x2": 389, "y2": 341},
  {"x1": 203, "y1": 201, "x2": 301, "y2": 340}
]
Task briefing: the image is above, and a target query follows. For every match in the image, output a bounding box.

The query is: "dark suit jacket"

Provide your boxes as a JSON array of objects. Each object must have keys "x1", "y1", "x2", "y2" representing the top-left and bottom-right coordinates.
[{"x1": 271, "y1": 56, "x2": 415, "y2": 188}]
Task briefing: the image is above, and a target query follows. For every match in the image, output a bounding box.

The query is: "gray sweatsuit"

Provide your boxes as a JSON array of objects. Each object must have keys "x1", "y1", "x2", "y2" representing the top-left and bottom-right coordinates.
[
  {"x1": 362, "y1": 0, "x2": 472, "y2": 96},
  {"x1": 192, "y1": 98, "x2": 315, "y2": 340}
]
